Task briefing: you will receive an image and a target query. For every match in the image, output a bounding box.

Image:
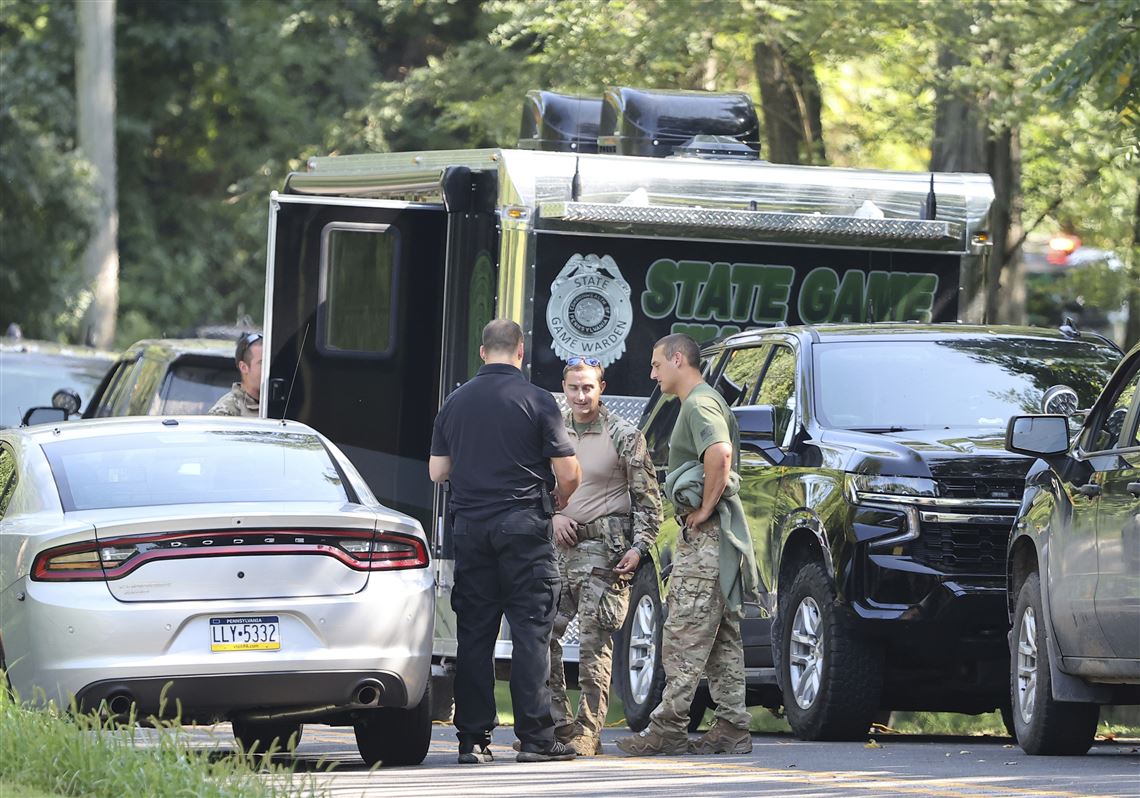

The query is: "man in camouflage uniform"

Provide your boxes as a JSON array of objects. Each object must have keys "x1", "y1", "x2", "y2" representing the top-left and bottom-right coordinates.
[
  {"x1": 616, "y1": 333, "x2": 754, "y2": 757},
  {"x1": 547, "y1": 356, "x2": 661, "y2": 757},
  {"x1": 209, "y1": 332, "x2": 262, "y2": 417}
]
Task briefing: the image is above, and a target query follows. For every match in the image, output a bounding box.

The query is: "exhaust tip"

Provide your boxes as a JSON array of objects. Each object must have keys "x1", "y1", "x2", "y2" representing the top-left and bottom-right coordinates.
[
  {"x1": 353, "y1": 679, "x2": 383, "y2": 706},
  {"x1": 107, "y1": 692, "x2": 134, "y2": 717}
]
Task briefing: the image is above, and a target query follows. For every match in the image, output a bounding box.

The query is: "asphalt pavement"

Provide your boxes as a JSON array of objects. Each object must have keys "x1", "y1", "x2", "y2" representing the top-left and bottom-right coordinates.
[{"x1": 171, "y1": 723, "x2": 1140, "y2": 798}]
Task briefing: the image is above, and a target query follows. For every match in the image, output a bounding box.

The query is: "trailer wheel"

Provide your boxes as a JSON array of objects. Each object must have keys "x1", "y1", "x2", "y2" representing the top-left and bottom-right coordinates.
[{"x1": 613, "y1": 565, "x2": 665, "y2": 731}]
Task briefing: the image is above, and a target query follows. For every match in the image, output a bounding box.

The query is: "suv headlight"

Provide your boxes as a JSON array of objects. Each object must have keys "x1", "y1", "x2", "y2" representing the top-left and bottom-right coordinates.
[{"x1": 845, "y1": 474, "x2": 938, "y2": 504}]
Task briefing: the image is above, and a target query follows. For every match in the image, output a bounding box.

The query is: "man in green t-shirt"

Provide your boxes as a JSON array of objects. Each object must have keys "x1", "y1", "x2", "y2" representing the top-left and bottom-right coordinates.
[{"x1": 615, "y1": 333, "x2": 753, "y2": 757}]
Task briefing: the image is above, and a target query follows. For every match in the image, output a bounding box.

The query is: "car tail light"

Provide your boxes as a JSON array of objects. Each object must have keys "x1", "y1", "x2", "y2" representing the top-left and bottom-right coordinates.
[
  {"x1": 338, "y1": 532, "x2": 429, "y2": 571},
  {"x1": 30, "y1": 528, "x2": 429, "y2": 581},
  {"x1": 32, "y1": 541, "x2": 142, "y2": 581}
]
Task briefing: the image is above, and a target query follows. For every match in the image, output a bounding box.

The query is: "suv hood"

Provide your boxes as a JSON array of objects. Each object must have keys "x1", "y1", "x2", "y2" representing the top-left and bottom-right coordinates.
[{"x1": 821, "y1": 426, "x2": 1033, "y2": 484}]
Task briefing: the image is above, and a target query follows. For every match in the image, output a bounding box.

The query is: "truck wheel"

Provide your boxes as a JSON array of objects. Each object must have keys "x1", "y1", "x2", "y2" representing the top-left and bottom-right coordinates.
[
  {"x1": 231, "y1": 719, "x2": 303, "y2": 755},
  {"x1": 779, "y1": 559, "x2": 882, "y2": 740},
  {"x1": 1010, "y1": 572, "x2": 1099, "y2": 755},
  {"x1": 613, "y1": 565, "x2": 666, "y2": 732},
  {"x1": 355, "y1": 680, "x2": 432, "y2": 767}
]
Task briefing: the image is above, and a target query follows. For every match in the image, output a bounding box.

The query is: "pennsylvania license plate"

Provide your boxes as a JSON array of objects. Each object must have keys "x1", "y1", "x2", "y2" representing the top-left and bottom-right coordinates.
[{"x1": 210, "y1": 615, "x2": 281, "y2": 652}]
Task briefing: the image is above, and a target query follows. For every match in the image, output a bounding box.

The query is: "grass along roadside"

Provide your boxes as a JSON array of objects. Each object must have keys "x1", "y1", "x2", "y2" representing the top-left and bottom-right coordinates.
[{"x1": 0, "y1": 686, "x2": 323, "y2": 798}]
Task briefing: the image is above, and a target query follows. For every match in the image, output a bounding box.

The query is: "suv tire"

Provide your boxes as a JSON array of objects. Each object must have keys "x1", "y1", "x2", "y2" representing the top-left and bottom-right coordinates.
[
  {"x1": 354, "y1": 679, "x2": 432, "y2": 766},
  {"x1": 779, "y1": 559, "x2": 882, "y2": 740},
  {"x1": 1011, "y1": 572, "x2": 1099, "y2": 755},
  {"x1": 613, "y1": 565, "x2": 666, "y2": 731}
]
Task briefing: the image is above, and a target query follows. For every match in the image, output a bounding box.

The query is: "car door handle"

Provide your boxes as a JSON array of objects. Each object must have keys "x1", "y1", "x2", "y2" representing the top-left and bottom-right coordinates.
[
  {"x1": 1128, "y1": 482, "x2": 1140, "y2": 497},
  {"x1": 1077, "y1": 483, "x2": 1102, "y2": 497}
]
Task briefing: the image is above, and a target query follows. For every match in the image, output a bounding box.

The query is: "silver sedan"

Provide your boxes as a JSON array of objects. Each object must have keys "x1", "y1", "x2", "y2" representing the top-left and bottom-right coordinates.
[{"x1": 0, "y1": 416, "x2": 434, "y2": 766}]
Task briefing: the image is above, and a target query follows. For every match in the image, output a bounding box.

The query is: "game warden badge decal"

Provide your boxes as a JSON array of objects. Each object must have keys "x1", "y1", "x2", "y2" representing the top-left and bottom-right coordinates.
[{"x1": 547, "y1": 253, "x2": 633, "y2": 368}]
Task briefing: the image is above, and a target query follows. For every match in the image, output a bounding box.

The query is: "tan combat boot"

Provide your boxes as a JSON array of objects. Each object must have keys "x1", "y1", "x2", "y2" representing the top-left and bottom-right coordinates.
[
  {"x1": 687, "y1": 719, "x2": 753, "y2": 754},
  {"x1": 568, "y1": 733, "x2": 602, "y2": 757},
  {"x1": 614, "y1": 728, "x2": 688, "y2": 756}
]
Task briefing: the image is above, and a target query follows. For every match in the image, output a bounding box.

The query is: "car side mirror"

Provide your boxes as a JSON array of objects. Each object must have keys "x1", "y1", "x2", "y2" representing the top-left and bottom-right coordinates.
[
  {"x1": 734, "y1": 405, "x2": 786, "y2": 466},
  {"x1": 22, "y1": 406, "x2": 68, "y2": 426},
  {"x1": 1005, "y1": 415, "x2": 1070, "y2": 458}
]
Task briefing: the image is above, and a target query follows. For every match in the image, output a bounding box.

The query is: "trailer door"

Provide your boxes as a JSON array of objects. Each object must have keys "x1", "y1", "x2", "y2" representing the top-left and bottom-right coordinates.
[{"x1": 263, "y1": 196, "x2": 447, "y2": 530}]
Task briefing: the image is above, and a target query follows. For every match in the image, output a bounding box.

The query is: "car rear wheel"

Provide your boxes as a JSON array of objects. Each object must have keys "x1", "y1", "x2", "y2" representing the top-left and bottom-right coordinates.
[
  {"x1": 354, "y1": 679, "x2": 432, "y2": 767},
  {"x1": 613, "y1": 565, "x2": 666, "y2": 732},
  {"x1": 779, "y1": 559, "x2": 883, "y2": 740},
  {"x1": 1011, "y1": 572, "x2": 1099, "y2": 755},
  {"x1": 231, "y1": 719, "x2": 303, "y2": 755}
]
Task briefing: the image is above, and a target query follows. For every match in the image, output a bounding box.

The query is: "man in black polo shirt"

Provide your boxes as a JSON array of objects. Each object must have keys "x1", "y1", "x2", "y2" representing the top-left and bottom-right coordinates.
[{"x1": 429, "y1": 319, "x2": 581, "y2": 764}]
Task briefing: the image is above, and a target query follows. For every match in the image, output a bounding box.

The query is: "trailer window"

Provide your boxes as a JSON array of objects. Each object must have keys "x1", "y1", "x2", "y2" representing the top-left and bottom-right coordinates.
[{"x1": 318, "y1": 222, "x2": 400, "y2": 358}]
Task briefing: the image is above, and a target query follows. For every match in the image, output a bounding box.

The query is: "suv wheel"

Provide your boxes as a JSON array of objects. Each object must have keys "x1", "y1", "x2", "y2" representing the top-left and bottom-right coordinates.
[
  {"x1": 613, "y1": 565, "x2": 666, "y2": 731},
  {"x1": 354, "y1": 679, "x2": 432, "y2": 766},
  {"x1": 779, "y1": 560, "x2": 882, "y2": 740},
  {"x1": 1011, "y1": 572, "x2": 1099, "y2": 755},
  {"x1": 231, "y1": 719, "x2": 303, "y2": 755}
]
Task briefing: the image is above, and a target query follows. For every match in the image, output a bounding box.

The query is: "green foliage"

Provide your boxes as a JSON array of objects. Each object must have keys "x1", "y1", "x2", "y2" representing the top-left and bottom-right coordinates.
[
  {"x1": 0, "y1": 686, "x2": 319, "y2": 798},
  {"x1": 0, "y1": 2, "x2": 98, "y2": 341},
  {"x1": 2, "y1": 0, "x2": 1136, "y2": 342}
]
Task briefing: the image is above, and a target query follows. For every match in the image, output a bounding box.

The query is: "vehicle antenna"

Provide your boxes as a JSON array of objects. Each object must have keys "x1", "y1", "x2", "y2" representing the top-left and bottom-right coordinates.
[
  {"x1": 921, "y1": 173, "x2": 937, "y2": 220},
  {"x1": 281, "y1": 323, "x2": 309, "y2": 424},
  {"x1": 571, "y1": 156, "x2": 581, "y2": 202}
]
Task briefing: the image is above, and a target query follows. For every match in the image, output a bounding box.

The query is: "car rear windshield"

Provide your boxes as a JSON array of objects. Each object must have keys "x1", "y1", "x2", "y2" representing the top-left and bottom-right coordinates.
[
  {"x1": 814, "y1": 338, "x2": 1120, "y2": 430},
  {"x1": 43, "y1": 430, "x2": 348, "y2": 511}
]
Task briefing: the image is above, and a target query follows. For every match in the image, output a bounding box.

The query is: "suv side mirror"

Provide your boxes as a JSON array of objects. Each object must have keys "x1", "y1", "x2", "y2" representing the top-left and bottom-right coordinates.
[
  {"x1": 22, "y1": 407, "x2": 68, "y2": 426},
  {"x1": 734, "y1": 405, "x2": 786, "y2": 466},
  {"x1": 1005, "y1": 415, "x2": 1070, "y2": 458}
]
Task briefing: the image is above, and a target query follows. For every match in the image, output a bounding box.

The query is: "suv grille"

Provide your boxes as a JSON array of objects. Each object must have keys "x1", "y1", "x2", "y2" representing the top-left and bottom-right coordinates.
[
  {"x1": 912, "y1": 517, "x2": 1016, "y2": 574},
  {"x1": 935, "y1": 477, "x2": 1024, "y2": 502}
]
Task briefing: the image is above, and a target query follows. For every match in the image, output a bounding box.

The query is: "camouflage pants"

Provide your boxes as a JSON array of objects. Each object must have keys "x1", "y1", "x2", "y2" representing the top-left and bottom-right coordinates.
[
  {"x1": 549, "y1": 526, "x2": 630, "y2": 738},
  {"x1": 648, "y1": 517, "x2": 750, "y2": 736}
]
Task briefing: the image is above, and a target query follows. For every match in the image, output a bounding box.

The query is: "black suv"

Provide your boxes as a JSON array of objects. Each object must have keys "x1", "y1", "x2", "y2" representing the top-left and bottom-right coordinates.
[
  {"x1": 1004, "y1": 342, "x2": 1140, "y2": 754},
  {"x1": 624, "y1": 323, "x2": 1120, "y2": 740}
]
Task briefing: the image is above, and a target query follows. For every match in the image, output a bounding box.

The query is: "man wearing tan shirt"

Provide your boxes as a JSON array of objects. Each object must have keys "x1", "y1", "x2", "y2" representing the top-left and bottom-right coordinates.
[{"x1": 547, "y1": 356, "x2": 661, "y2": 756}]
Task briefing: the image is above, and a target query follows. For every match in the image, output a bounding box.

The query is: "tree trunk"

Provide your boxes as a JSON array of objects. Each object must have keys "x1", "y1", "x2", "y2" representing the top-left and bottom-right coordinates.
[
  {"x1": 989, "y1": 126, "x2": 1025, "y2": 324},
  {"x1": 1125, "y1": 183, "x2": 1140, "y2": 349},
  {"x1": 930, "y1": 49, "x2": 985, "y2": 173},
  {"x1": 76, "y1": 0, "x2": 118, "y2": 348},
  {"x1": 753, "y1": 39, "x2": 826, "y2": 165}
]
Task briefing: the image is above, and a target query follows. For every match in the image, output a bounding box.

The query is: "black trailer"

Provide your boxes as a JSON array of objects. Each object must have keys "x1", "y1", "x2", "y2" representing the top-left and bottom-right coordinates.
[{"x1": 259, "y1": 88, "x2": 995, "y2": 720}]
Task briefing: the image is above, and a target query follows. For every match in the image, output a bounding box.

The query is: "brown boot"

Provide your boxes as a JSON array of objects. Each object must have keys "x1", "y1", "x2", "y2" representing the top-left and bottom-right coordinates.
[
  {"x1": 614, "y1": 728, "x2": 688, "y2": 756},
  {"x1": 568, "y1": 733, "x2": 600, "y2": 757},
  {"x1": 688, "y1": 719, "x2": 752, "y2": 754}
]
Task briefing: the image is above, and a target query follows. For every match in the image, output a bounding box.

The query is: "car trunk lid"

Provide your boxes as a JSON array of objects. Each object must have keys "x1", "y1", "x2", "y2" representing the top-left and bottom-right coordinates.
[{"x1": 78, "y1": 502, "x2": 381, "y2": 602}]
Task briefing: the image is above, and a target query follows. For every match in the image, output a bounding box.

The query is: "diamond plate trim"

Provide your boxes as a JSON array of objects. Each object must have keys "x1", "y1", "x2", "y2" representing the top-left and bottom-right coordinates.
[{"x1": 540, "y1": 201, "x2": 955, "y2": 242}]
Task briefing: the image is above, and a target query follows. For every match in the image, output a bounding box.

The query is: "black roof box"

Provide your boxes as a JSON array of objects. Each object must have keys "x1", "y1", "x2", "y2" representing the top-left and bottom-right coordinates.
[
  {"x1": 518, "y1": 90, "x2": 602, "y2": 153},
  {"x1": 598, "y1": 87, "x2": 760, "y2": 158}
]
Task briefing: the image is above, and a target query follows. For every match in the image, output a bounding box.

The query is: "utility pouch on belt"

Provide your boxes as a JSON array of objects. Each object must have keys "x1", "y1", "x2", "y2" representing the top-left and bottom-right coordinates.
[{"x1": 591, "y1": 566, "x2": 632, "y2": 632}]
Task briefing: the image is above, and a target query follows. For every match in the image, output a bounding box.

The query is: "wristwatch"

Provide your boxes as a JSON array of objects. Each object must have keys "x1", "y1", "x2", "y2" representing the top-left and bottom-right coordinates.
[{"x1": 632, "y1": 541, "x2": 650, "y2": 560}]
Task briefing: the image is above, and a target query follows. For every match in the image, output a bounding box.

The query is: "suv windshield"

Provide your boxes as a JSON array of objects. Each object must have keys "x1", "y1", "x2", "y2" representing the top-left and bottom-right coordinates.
[
  {"x1": 814, "y1": 338, "x2": 1120, "y2": 430},
  {"x1": 0, "y1": 350, "x2": 110, "y2": 428},
  {"x1": 44, "y1": 430, "x2": 348, "y2": 511}
]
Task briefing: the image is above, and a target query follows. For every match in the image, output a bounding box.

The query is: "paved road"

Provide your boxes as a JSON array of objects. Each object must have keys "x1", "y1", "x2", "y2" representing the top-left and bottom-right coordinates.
[{"x1": 176, "y1": 724, "x2": 1140, "y2": 798}]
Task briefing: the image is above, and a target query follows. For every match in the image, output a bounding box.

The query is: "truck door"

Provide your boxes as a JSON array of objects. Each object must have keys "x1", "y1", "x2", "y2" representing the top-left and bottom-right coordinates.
[
  {"x1": 429, "y1": 194, "x2": 500, "y2": 657},
  {"x1": 263, "y1": 195, "x2": 447, "y2": 531}
]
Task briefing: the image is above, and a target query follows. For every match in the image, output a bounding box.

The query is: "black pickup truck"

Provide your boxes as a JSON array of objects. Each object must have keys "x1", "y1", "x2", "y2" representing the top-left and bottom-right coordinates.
[{"x1": 620, "y1": 323, "x2": 1120, "y2": 740}]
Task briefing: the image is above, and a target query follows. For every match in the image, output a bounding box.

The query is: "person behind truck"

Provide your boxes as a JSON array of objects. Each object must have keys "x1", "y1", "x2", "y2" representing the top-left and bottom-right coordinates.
[
  {"x1": 208, "y1": 331, "x2": 262, "y2": 417},
  {"x1": 429, "y1": 319, "x2": 581, "y2": 765},
  {"x1": 615, "y1": 333, "x2": 759, "y2": 757},
  {"x1": 542, "y1": 356, "x2": 661, "y2": 756}
]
